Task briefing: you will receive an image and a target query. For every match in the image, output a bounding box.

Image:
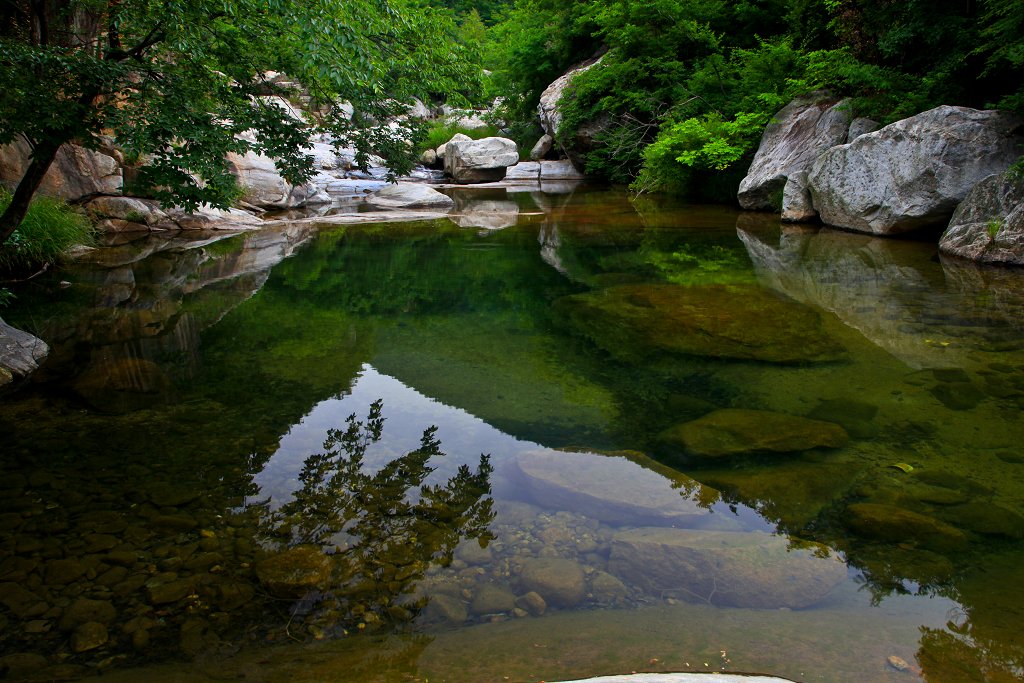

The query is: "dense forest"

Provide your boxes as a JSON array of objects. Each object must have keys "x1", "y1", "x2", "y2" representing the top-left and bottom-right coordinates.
[{"x1": 452, "y1": 0, "x2": 1023, "y2": 199}]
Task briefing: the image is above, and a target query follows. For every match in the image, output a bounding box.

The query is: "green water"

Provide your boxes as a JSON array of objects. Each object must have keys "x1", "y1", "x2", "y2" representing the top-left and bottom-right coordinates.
[{"x1": 1, "y1": 187, "x2": 1023, "y2": 682}]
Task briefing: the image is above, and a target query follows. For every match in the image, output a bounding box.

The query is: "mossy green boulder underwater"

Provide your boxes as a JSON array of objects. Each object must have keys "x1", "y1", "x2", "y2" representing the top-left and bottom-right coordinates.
[{"x1": 556, "y1": 283, "x2": 847, "y2": 364}]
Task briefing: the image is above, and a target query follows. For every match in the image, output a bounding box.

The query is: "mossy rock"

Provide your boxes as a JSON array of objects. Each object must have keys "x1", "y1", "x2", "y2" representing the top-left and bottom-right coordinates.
[
  {"x1": 659, "y1": 408, "x2": 849, "y2": 458},
  {"x1": 255, "y1": 545, "x2": 333, "y2": 597},
  {"x1": 556, "y1": 283, "x2": 846, "y2": 364},
  {"x1": 843, "y1": 503, "x2": 968, "y2": 552}
]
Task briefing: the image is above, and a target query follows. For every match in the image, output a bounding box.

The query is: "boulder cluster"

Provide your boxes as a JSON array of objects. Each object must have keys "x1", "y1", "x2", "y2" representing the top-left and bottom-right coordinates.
[{"x1": 737, "y1": 92, "x2": 1024, "y2": 265}]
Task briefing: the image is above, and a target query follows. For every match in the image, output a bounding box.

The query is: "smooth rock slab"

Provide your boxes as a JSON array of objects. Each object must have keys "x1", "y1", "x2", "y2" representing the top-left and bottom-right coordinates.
[
  {"x1": 809, "y1": 106, "x2": 1024, "y2": 234},
  {"x1": 557, "y1": 284, "x2": 846, "y2": 364},
  {"x1": 939, "y1": 173, "x2": 1024, "y2": 265},
  {"x1": 609, "y1": 528, "x2": 847, "y2": 609},
  {"x1": 513, "y1": 449, "x2": 715, "y2": 525},
  {"x1": 660, "y1": 409, "x2": 849, "y2": 458},
  {"x1": 365, "y1": 183, "x2": 455, "y2": 210}
]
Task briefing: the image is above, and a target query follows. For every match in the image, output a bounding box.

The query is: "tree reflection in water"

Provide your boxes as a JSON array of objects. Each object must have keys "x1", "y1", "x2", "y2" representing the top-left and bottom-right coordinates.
[{"x1": 255, "y1": 399, "x2": 495, "y2": 636}]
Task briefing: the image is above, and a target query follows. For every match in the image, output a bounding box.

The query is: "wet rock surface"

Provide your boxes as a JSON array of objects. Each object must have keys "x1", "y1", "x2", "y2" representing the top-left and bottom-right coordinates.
[
  {"x1": 558, "y1": 283, "x2": 847, "y2": 364},
  {"x1": 660, "y1": 409, "x2": 849, "y2": 458}
]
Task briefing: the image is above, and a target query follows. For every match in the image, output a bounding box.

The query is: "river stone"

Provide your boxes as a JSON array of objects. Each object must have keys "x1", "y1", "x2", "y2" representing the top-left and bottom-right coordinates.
[
  {"x1": 552, "y1": 675, "x2": 797, "y2": 683},
  {"x1": 780, "y1": 170, "x2": 817, "y2": 223},
  {"x1": 590, "y1": 571, "x2": 628, "y2": 603},
  {"x1": 659, "y1": 409, "x2": 849, "y2": 458},
  {"x1": 844, "y1": 503, "x2": 968, "y2": 551},
  {"x1": 255, "y1": 545, "x2": 333, "y2": 597},
  {"x1": 226, "y1": 150, "x2": 316, "y2": 209},
  {"x1": 608, "y1": 528, "x2": 846, "y2": 609},
  {"x1": 738, "y1": 92, "x2": 851, "y2": 210},
  {"x1": 59, "y1": 598, "x2": 116, "y2": 631},
  {"x1": 938, "y1": 503, "x2": 1024, "y2": 539},
  {"x1": 939, "y1": 173, "x2": 1024, "y2": 265},
  {"x1": 514, "y1": 591, "x2": 547, "y2": 616},
  {"x1": 512, "y1": 449, "x2": 714, "y2": 525},
  {"x1": 809, "y1": 106, "x2": 1024, "y2": 235},
  {"x1": 44, "y1": 558, "x2": 91, "y2": 585},
  {"x1": 0, "y1": 654, "x2": 50, "y2": 679},
  {"x1": 422, "y1": 593, "x2": 468, "y2": 625},
  {"x1": 470, "y1": 583, "x2": 517, "y2": 616},
  {"x1": 505, "y1": 161, "x2": 541, "y2": 181},
  {"x1": 557, "y1": 284, "x2": 846, "y2": 364},
  {"x1": 444, "y1": 137, "x2": 519, "y2": 183},
  {"x1": 71, "y1": 622, "x2": 108, "y2": 653},
  {"x1": 518, "y1": 558, "x2": 586, "y2": 608},
  {"x1": 145, "y1": 577, "x2": 196, "y2": 605},
  {"x1": 0, "y1": 583, "x2": 46, "y2": 619},
  {"x1": 0, "y1": 317, "x2": 49, "y2": 393},
  {"x1": 365, "y1": 183, "x2": 455, "y2": 210}
]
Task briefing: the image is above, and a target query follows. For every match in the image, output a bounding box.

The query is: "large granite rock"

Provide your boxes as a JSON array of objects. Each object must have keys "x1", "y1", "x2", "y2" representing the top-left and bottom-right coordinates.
[
  {"x1": 809, "y1": 106, "x2": 1024, "y2": 235},
  {"x1": 557, "y1": 283, "x2": 847, "y2": 364},
  {"x1": 436, "y1": 133, "x2": 472, "y2": 165},
  {"x1": 443, "y1": 137, "x2": 519, "y2": 183},
  {"x1": 939, "y1": 173, "x2": 1024, "y2": 265},
  {"x1": 226, "y1": 150, "x2": 324, "y2": 209},
  {"x1": 780, "y1": 170, "x2": 816, "y2": 223},
  {"x1": 0, "y1": 318, "x2": 49, "y2": 393},
  {"x1": 609, "y1": 527, "x2": 847, "y2": 609},
  {"x1": 530, "y1": 134, "x2": 554, "y2": 161},
  {"x1": 0, "y1": 139, "x2": 122, "y2": 200},
  {"x1": 737, "y1": 93, "x2": 851, "y2": 211},
  {"x1": 512, "y1": 449, "x2": 715, "y2": 525},
  {"x1": 538, "y1": 56, "x2": 604, "y2": 139},
  {"x1": 365, "y1": 183, "x2": 455, "y2": 210},
  {"x1": 659, "y1": 408, "x2": 848, "y2": 458}
]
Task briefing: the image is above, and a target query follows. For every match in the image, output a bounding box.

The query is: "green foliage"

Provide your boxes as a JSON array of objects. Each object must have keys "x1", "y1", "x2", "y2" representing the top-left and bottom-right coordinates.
[
  {"x1": 0, "y1": 189, "x2": 95, "y2": 272},
  {"x1": 986, "y1": 219, "x2": 1003, "y2": 241},
  {"x1": 0, "y1": 0, "x2": 479, "y2": 228},
  {"x1": 415, "y1": 120, "x2": 500, "y2": 154}
]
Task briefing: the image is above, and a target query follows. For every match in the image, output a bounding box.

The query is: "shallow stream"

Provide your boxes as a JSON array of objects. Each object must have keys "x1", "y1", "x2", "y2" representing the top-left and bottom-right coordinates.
[{"x1": 1, "y1": 187, "x2": 1023, "y2": 682}]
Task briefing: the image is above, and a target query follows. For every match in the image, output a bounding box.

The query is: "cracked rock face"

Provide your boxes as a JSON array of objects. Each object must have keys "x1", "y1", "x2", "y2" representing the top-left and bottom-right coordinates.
[{"x1": 0, "y1": 318, "x2": 49, "y2": 393}]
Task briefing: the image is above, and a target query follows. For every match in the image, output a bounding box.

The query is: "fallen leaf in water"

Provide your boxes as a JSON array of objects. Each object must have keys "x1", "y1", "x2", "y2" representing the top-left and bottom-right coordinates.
[{"x1": 890, "y1": 463, "x2": 914, "y2": 473}]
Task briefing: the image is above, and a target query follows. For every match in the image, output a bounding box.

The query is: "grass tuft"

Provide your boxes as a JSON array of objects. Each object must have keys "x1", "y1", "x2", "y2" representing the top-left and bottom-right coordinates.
[{"x1": 0, "y1": 188, "x2": 96, "y2": 273}]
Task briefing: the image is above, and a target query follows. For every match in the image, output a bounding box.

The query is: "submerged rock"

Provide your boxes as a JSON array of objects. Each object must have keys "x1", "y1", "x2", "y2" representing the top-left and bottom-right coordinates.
[
  {"x1": 255, "y1": 545, "x2": 333, "y2": 597},
  {"x1": 518, "y1": 558, "x2": 586, "y2": 608},
  {"x1": 844, "y1": 503, "x2": 968, "y2": 551},
  {"x1": 660, "y1": 409, "x2": 848, "y2": 458},
  {"x1": 513, "y1": 449, "x2": 715, "y2": 525},
  {"x1": 609, "y1": 528, "x2": 847, "y2": 609},
  {"x1": 557, "y1": 283, "x2": 846, "y2": 364}
]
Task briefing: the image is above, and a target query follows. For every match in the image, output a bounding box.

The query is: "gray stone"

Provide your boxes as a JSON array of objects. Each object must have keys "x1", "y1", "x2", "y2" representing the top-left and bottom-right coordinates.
[
  {"x1": 809, "y1": 106, "x2": 1024, "y2": 234},
  {"x1": 518, "y1": 558, "x2": 585, "y2": 608},
  {"x1": 659, "y1": 408, "x2": 848, "y2": 458},
  {"x1": 0, "y1": 318, "x2": 49, "y2": 394},
  {"x1": 780, "y1": 170, "x2": 817, "y2": 223},
  {"x1": 609, "y1": 528, "x2": 847, "y2": 609},
  {"x1": 538, "y1": 56, "x2": 604, "y2": 139},
  {"x1": 505, "y1": 162, "x2": 541, "y2": 181},
  {"x1": 530, "y1": 134, "x2": 554, "y2": 161},
  {"x1": 365, "y1": 183, "x2": 455, "y2": 210},
  {"x1": 513, "y1": 449, "x2": 713, "y2": 525},
  {"x1": 436, "y1": 133, "x2": 472, "y2": 163},
  {"x1": 847, "y1": 117, "x2": 879, "y2": 142},
  {"x1": 589, "y1": 571, "x2": 628, "y2": 603},
  {"x1": 540, "y1": 160, "x2": 585, "y2": 180},
  {"x1": 419, "y1": 148, "x2": 438, "y2": 166},
  {"x1": 939, "y1": 173, "x2": 1024, "y2": 265},
  {"x1": 738, "y1": 93, "x2": 851, "y2": 210},
  {"x1": 444, "y1": 137, "x2": 519, "y2": 183},
  {"x1": 226, "y1": 150, "x2": 317, "y2": 209}
]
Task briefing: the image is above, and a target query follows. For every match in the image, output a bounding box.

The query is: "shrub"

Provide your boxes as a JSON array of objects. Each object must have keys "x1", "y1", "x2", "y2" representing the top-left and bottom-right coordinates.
[
  {"x1": 415, "y1": 120, "x2": 500, "y2": 155},
  {"x1": 0, "y1": 189, "x2": 96, "y2": 273}
]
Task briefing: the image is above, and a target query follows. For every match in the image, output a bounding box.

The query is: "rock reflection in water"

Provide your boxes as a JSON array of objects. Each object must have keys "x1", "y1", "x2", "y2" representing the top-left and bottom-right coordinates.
[{"x1": 253, "y1": 399, "x2": 494, "y2": 637}]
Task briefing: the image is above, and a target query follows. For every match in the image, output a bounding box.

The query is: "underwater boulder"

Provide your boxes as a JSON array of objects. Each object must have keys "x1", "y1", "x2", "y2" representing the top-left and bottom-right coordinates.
[
  {"x1": 557, "y1": 283, "x2": 846, "y2": 364},
  {"x1": 659, "y1": 408, "x2": 849, "y2": 458}
]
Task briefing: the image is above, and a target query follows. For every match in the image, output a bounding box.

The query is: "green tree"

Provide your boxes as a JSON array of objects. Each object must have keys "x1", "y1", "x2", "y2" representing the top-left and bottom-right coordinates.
[{"x1": 0, "y1": 0, "x2": 476, "y2": 245}]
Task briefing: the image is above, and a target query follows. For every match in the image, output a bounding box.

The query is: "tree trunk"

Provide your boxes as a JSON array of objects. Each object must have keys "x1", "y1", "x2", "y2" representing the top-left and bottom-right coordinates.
[{"x1": 0, "y1": 140, "x2": 63, "y2": 246}]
